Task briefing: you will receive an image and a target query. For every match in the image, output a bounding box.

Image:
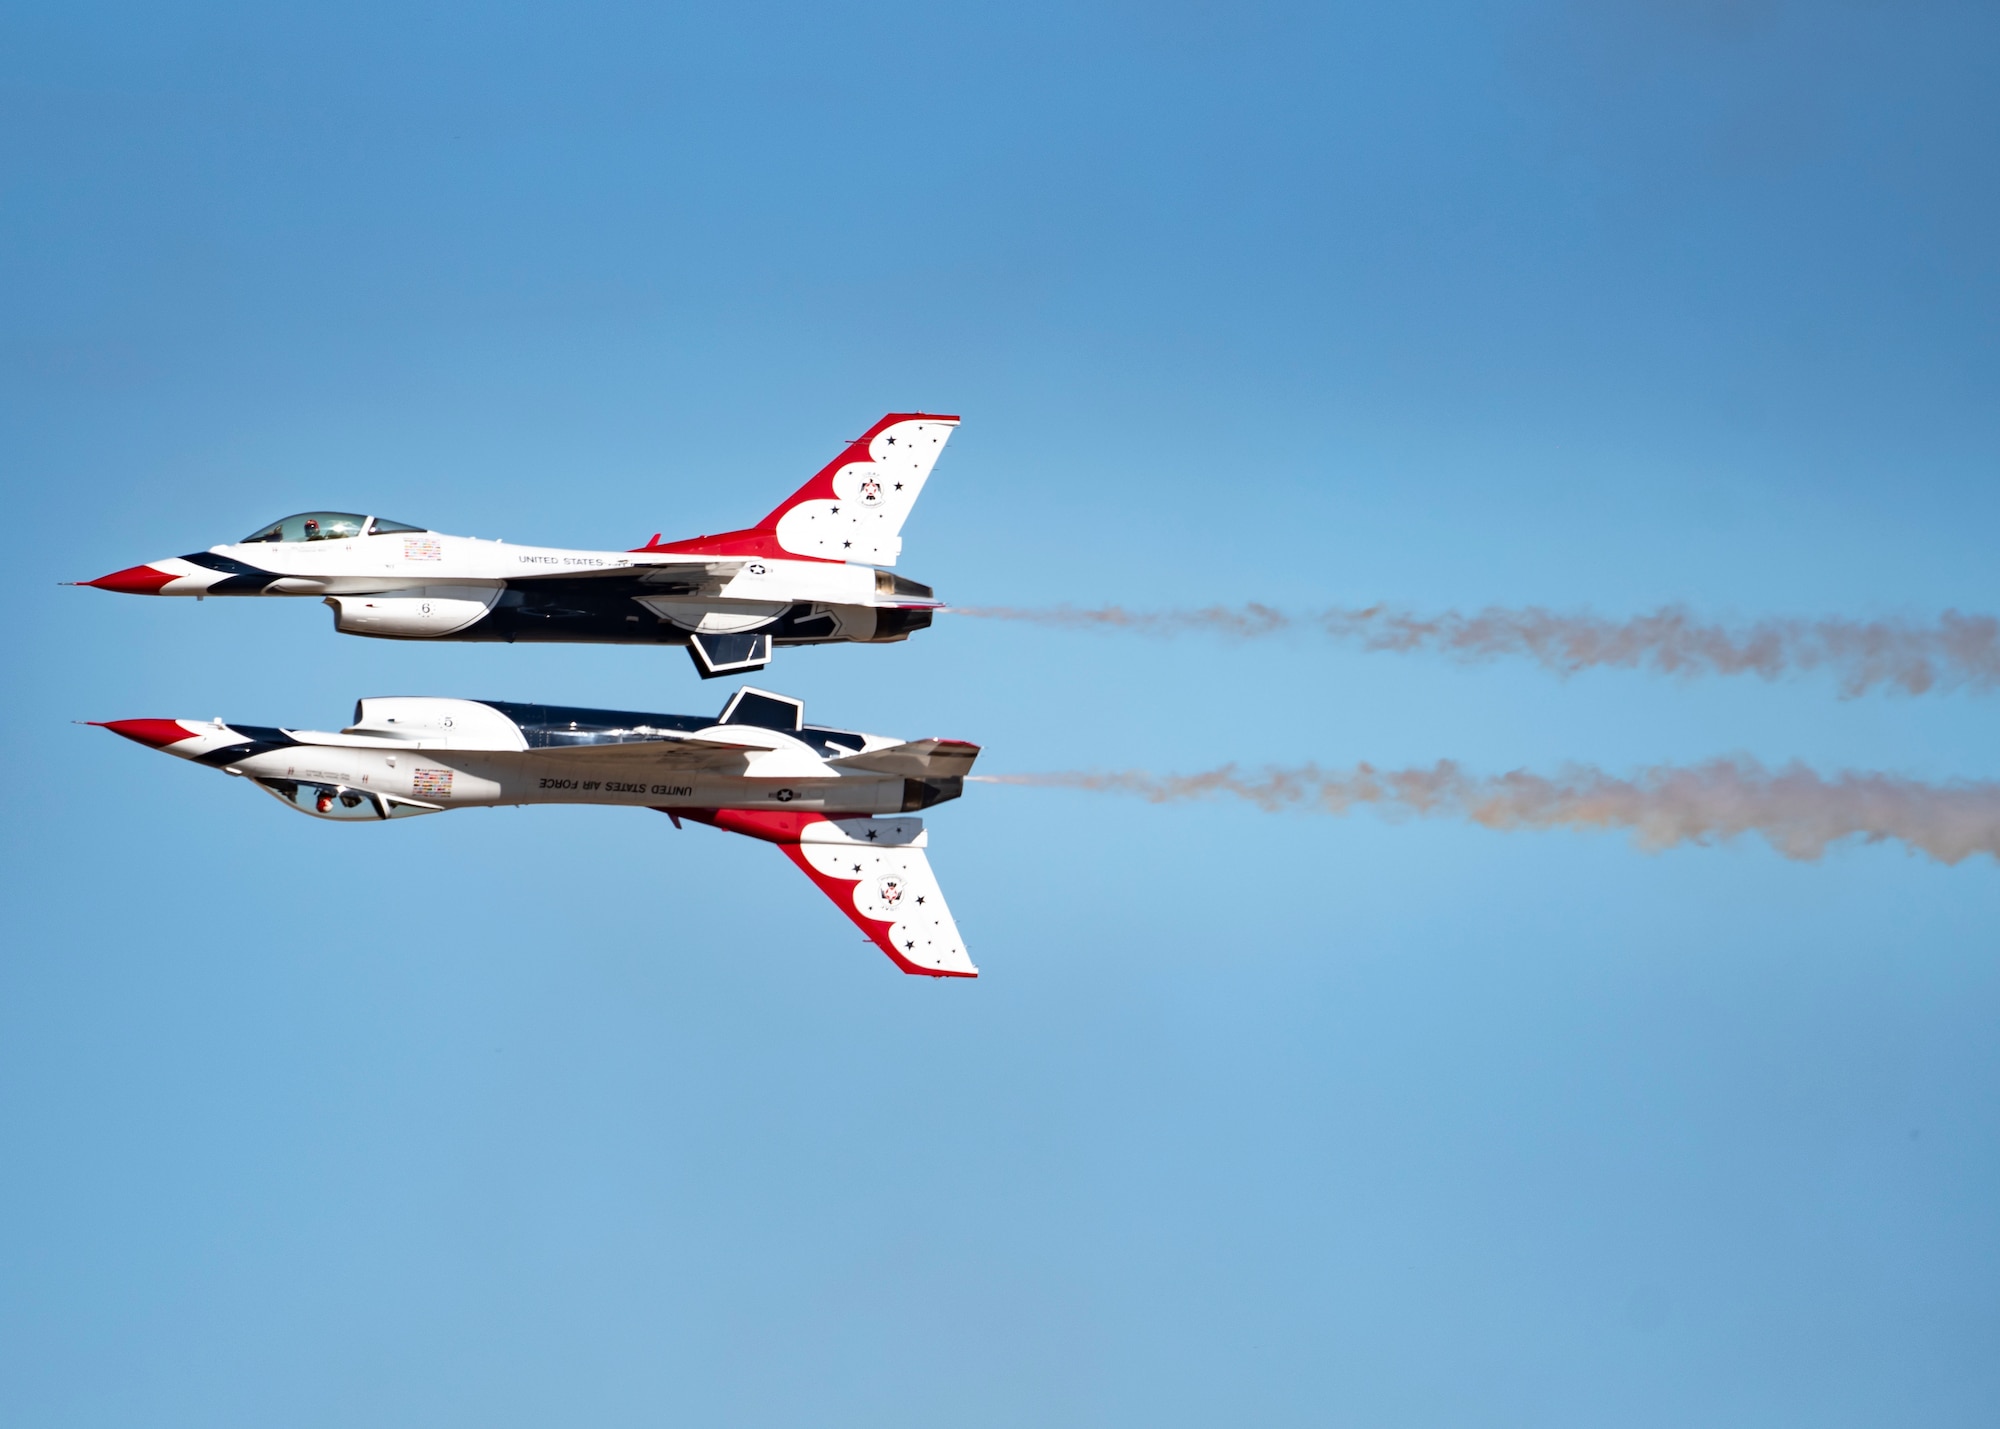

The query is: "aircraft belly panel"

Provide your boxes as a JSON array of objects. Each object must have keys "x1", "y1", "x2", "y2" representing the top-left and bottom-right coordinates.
[{"x1": 633, "y1": 596, "x2": 789, "y2": 634}]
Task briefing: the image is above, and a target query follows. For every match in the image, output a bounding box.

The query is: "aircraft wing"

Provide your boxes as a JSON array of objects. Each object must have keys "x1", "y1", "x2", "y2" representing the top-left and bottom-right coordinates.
[
  {"x1": 678, "y1": 810, "x2": 976, "y2": 978},
  {"x1": 527, "y1": 736, "x2": 763, "y2": 771},
  {"x1": 824, "y1": 738, "x2": 980, "y2": 779},
  {"x1": 507, "y1": 559, "x2": 745, "y2": 584}
]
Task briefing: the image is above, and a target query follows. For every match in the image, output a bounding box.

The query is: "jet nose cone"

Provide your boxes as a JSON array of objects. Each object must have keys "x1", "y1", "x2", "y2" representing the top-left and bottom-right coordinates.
[
  {"x1": 92, "y1": 718, "x2": 197, "y2": 749},
  {"x1": 82, "y1": 563, "x2": 178, "y2": 594}
]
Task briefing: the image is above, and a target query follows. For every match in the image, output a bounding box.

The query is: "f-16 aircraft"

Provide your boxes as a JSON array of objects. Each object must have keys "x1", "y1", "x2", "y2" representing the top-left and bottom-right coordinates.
[
  {"x1": 93, "y1": 686, "x2": 979, "y2": 978},
  {"x1": 79, "y1": 413, "x2": 956, "y2": 678}
]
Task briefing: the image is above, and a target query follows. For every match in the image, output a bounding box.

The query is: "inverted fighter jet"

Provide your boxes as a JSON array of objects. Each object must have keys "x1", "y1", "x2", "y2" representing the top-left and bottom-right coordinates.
[
  {"x1": 80, "y1": 413, "x2": 956, "y2": 678},
  {"x1": 93, "y1": 686, "x2": 979, "y2": 978}
]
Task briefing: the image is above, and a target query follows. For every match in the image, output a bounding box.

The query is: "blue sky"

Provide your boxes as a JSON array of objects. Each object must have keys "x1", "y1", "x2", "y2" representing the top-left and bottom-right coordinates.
[{"x1": 3, "y1": 2, "x2": 1998, "y2": 1424}]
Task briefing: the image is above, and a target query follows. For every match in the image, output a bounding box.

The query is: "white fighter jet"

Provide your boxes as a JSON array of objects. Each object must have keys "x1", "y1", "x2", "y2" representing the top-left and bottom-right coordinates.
[
  {"x1": 94, "y1": 686, "x2": 980, "y2": 978},
  {"x1": 79, "y1": 413, "x2": 957, "y2": 678}
]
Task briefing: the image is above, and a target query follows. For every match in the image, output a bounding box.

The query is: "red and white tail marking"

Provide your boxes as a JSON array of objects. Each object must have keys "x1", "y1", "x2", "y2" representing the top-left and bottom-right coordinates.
[
  {"x1": 763, "y1": 413, "x2": 957, "y2": 565},
  {"x1": 679, "y1": 809, "x2": 976, "y2": 978},
  {"x1": 641, "y1": 413, "x2": 959, "y2": 566}
]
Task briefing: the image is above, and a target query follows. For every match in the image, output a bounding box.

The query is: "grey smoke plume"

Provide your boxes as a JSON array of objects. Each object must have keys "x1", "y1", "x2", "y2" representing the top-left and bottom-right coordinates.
[
  {"x1": 951, "y1": 604, "x2": 2000, "y2": 696},
  {"x1": 970, "y1": 760, "x2": 2000, "y2": 864}
]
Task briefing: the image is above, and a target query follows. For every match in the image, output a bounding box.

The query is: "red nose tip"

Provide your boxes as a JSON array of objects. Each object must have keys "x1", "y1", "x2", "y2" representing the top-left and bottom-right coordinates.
[
  {"x1": 82, "y1": 564, "x2": 177, "y2": 594},
  {"x1": 92, "y1": 719, "x2": 198, "y2": 749}
]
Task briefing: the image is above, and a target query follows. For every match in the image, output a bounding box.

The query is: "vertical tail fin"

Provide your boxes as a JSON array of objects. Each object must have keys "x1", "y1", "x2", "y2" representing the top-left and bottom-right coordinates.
[
  {"x1": 675, "y1": 809, "x2": 976, "y2": 978},
  {"x1": 642, "y1": 413, "x2": 959, "y2": 565}
]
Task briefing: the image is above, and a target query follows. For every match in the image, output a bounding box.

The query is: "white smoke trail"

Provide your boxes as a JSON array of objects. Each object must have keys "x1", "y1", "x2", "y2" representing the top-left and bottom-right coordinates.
[
  {"x1": 955, "y1": 602, "x2": 1292, "y2": 638},
  {"x1": 951, "y1": 604, "x2": 2000, "y2": 697},
  {"x1": 970, "y1": 759, "x2": 2000, "y2": 864}
]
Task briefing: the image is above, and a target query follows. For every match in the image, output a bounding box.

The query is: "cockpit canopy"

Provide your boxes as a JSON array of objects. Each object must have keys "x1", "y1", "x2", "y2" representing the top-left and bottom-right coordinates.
[{"x1": 239, "y1": 512, "x2": 429, "y2": 543}]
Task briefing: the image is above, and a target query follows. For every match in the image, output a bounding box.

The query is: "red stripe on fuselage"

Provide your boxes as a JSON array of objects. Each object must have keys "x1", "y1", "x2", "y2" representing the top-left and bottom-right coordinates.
[{"x1": 675, "y1": 808, "x2": 827, "y2": 843}]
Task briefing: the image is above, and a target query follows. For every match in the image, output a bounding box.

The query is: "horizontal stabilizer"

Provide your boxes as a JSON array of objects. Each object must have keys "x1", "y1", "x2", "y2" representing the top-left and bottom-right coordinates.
[
  {"x1": 677, "y1": 809, "x2": 975, "y2": 978},
  {"x1": 827, "y1": 738, "x2": 981, "y2": 779}
]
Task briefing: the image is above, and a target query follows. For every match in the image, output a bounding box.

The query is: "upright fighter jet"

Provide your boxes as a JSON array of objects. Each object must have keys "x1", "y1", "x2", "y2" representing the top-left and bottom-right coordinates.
[
  {"x1": 79, "y1": 413, "x2": 956, "y2": 678},
  {"x1": 93, "y1": 686, "x2": 979, "y2": 978}
]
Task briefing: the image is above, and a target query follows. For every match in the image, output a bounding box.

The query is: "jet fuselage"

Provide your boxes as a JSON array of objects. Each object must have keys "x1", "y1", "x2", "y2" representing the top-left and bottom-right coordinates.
[
  {"x1": 95, "y1": 686, "x2": 979, "y2": 977},
  {"x1": 81, "y1": 412, "x2": 956, "y2": 677}
]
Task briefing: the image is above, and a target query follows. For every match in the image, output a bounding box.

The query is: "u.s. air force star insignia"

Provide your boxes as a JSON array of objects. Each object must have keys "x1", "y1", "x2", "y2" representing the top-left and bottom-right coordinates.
[{"x1": 774, "y1": 788, "x2": 795, "y2": 802}]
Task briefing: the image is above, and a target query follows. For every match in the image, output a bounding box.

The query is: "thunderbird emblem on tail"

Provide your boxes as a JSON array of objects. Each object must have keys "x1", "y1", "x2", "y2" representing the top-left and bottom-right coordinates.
[{"x1": 77, "y1": 413, "x2": 957, "y2": 679}]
